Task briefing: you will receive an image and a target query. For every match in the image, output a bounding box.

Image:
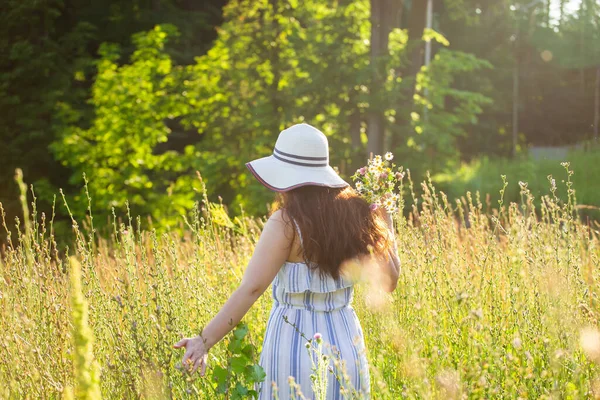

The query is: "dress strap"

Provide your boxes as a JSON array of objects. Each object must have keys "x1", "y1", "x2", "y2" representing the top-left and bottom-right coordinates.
[{"x1": 291, "y1": 218, "x2": 303, "y2": 246}]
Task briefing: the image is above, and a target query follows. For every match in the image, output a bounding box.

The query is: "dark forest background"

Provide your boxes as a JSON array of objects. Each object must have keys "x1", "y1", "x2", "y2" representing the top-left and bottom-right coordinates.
[{"x1": 1, "y1": 0, "x2": 599, "y2": 239}]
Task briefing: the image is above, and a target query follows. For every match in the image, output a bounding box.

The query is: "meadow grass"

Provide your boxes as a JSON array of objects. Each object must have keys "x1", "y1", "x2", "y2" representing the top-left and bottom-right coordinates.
[{"x1": 1, "y1": 165, "x2": 599, "y2": 399}]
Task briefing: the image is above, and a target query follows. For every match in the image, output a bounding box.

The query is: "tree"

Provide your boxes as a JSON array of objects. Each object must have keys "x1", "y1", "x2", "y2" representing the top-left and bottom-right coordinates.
[
  {"x1": 367, "y1": 0, "x2": 402, "y2": 156},
  {"x1": 0, "y1": 0, "x2": 227, "y2": 235}
]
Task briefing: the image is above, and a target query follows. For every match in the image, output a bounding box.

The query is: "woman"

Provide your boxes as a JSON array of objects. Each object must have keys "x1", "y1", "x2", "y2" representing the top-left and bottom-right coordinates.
[{"x1": 174, "y1": 123, "x2": 400, "y2": 399}]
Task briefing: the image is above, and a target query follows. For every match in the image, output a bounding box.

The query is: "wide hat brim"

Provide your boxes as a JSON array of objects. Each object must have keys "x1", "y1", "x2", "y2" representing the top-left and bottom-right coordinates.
[{"x1": 246, "y1": 155, "x2": 349, "y2": 192}]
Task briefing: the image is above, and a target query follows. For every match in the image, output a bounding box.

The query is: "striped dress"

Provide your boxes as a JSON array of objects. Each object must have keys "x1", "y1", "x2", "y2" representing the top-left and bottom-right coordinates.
[{"x1": 257, "y1": 259, "x2": 370, "y2": 399}]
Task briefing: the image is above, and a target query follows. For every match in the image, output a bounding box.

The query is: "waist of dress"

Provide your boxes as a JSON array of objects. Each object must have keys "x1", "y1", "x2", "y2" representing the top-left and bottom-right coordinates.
[
  {"x1": 273, "y1": 299, "x2": 354, "y2": 313},
  {"x1": 272, "y1": 283, "x2": 354, "y2": 312}
]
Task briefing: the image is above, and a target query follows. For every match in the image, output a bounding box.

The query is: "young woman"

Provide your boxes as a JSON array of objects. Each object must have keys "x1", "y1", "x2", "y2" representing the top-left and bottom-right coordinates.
[{"x1": 174, "y1": 123, "x2": 400, "y2": 399}]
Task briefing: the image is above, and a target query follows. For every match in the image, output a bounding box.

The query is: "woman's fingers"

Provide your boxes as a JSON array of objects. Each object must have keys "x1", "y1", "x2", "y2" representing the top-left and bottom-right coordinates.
[
  {"x1": 174, "y1": 337, "x2": 208, "y2": 376},
  {"x1": 191, "y1": 356, "x2": 203, "y2": 375},
  {"x1": 182, "y1": 348, "x2": 195, "y2": 367},
  {"x1": 200, "y1": 354, "x2": 208, "y2": 376},
  {"x1": 191, "y1": 353, "x2": 208, "y2": 375},
  {"x1": 173, "y1": 338, "x2": 188, "y2": 349}
]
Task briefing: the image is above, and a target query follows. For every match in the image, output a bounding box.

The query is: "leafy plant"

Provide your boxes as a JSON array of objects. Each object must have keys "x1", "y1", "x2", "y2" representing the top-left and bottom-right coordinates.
[{"x1": 211, "y1": 323, "x2": 266, "y2": 399}]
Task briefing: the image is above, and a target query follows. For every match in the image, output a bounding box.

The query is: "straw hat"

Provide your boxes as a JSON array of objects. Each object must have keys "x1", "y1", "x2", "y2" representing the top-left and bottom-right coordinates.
[{"x1": 246, "y1": 123, "x2": 349, "y2": 192}]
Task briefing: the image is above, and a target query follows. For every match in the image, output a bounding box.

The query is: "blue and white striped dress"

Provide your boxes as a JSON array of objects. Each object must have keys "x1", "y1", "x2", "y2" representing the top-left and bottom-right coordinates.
[{"x1": 257, "y1": 258, "x2": 370, "y2": 399}]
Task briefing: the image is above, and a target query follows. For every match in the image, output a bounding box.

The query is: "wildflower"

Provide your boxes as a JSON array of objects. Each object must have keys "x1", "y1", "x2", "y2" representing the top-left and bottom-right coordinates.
[
  {"x1": 395, "y1": 172, "x2": 405, "y2": 180},
  {"x1": 380, "y1": 172, "x2": 388, "y2": 180},
  {"x1": 385, "y1": 152, "x2": 393, "y2": 161},
  {"x1": 356, "y1": 182, "x2": 363, "y2": 192},
  {"x1": 435, "y1": 369, "x2": 460, "y2": 398},
  {"x1": 359, "y1": 167, "x2": 366, "y2": 175},
  {"x1": 470, "y1": 309, "x2": 483, "y2": 319},
  {"x1": 518, "y1": 181, "x2": 528, "y2": 190},
  {"x1": 314, "y1": 333, "x2": 323, "y2": 343},
  {"x1": 370, "y1": 203, "x2": 378, "y2": 211},
  {"x1": 373, "y1": 184, "x2": 380, "y2": 191},
  {"x1": 384, "y1": 198, "x2": 395, "y2": 211},
  {"x1": 512, "y1": 337, "x2": 522, "y2": 349}
]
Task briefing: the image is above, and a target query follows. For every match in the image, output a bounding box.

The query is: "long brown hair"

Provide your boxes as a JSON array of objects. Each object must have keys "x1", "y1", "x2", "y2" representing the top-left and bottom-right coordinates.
[{"x1": 277, "y1": 185, "x2": 392, "y2": 279}]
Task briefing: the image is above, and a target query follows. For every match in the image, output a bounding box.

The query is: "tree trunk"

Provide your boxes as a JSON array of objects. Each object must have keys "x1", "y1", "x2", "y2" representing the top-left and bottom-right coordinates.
[
  {"x1": 390, "y1": 0, "x2": 426, "y2": 150},
  {"x1": 512, "y1": 56, "x2": 519, "y2": 157},
  {"x1": 406, "y1": 0, "x2": 428, "y2": 77},
  {"x1": 350, "y1": 111, "x2": 362, "y2": 149},
  {"x1": 594, "y1": 66, "x2": 599, "y2": 141},
  {"x1": 367, "y1": 0, "x2": 398, "y2": 156},
  {"x1": 268, "y1": 0, "x2": 281, "y2": 130}
]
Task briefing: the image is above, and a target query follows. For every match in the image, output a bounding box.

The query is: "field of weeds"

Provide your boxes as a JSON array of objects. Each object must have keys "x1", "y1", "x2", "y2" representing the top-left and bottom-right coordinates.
[{"x1": 1, "y1": 166, "x2": 599, "y2": 399}]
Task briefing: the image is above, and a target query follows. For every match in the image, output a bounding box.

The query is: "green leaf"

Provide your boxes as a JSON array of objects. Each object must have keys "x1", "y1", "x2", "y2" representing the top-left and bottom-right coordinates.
[
  {"x1": 246, "y1": 364, "x2": 266, "y2": 383},
  {"x1": 233, "y1": 323, "x2": 249, "y2": 340},
  {"x1": 230, "y1": 356, "x2": 247, "y2": 374},
  {"x1": 212, "y1": 365, "x2": 229, "y2": 386}
]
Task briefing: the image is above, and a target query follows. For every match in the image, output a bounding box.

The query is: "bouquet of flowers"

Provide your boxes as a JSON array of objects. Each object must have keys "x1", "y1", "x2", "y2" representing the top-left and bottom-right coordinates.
[{"x1": 351, "y1": 152, "x2": 405, "y2": 214}]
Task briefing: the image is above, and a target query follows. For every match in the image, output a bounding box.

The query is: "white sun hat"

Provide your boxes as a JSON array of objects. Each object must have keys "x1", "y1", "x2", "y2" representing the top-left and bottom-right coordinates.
[{"x1": 246, "y1": 123, "x2": 349, "y2": 192}]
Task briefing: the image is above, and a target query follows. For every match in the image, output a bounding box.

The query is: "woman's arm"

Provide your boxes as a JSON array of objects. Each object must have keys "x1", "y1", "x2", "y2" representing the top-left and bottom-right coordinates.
[
  {"x1": 380, "y1": 210, "x2": 400, "y2": 292},
  {"x1": 174, "y1": 210, "x2": 292, "y2": 374}
]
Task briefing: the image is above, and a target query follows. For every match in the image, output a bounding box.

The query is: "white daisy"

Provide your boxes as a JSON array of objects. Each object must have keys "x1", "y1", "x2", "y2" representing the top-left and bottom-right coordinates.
[
  {"x1": 373, "y1": 156, "x2": 383, "y2": 167},
  {"x1": 383, "y1": 198, "x2": 393, "y2": 210},
  {"x1": 385, "y1": 152, "x2": 394, "y2": 161}
]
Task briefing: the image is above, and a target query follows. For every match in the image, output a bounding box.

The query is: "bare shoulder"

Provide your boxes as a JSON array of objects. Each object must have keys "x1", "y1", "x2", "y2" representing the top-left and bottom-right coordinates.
[
  {"x1": 266, "y1": 209, "x2": 296, "y2": 244},
  {"x1": 268, "y1": 209, "x2": 292, "y2": 225}
]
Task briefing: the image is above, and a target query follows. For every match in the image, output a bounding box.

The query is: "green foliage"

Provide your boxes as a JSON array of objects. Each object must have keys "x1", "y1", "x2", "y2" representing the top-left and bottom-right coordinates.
[
  {"x1": 53, "y1": 1, "x2": 493, "y2": 225},
  {"x1": 434, "y1": 148, "x2": 600, "y2": 220},
  {"x1": 211, "y1": 323, "x2": 265, "y2": 399},
  {"x1": 410, "y1": 47, "x2": 493, "y2": 172},
  {"x1": 53, "y1": 25, "x2": 202, "y2": 228},
  {"x1": 0, "y1": 0, "x2": 94, "y2": 232},
  {"x1": 0, "y1": 0, "x2": 226, "y2": 240},
  {"x1": 3, "y1": 0, "x2": 600, "y2": 235}
]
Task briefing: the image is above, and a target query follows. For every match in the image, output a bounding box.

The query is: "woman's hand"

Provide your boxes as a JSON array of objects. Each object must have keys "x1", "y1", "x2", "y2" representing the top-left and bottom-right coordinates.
[
  {"x1": 173, "y1": 336, "x2": 209, "y2": 376},
  {"x1": 382, "y1": 209, "x2": 394, "y2": 228}
]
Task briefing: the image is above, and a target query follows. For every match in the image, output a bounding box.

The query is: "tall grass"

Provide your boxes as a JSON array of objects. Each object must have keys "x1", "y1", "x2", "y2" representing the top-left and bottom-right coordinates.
[
  {"x1": 67, "y1": 257, "x2": 101, "y2": 399},
  {"x1": 1, "y1": 164, "x2": 599, "y2": 399}
]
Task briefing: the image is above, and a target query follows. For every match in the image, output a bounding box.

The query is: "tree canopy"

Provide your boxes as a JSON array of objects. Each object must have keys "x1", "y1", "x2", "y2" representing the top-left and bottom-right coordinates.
[{"x1": 1, "y1": 0, "x2": 599, "y2": 234}]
